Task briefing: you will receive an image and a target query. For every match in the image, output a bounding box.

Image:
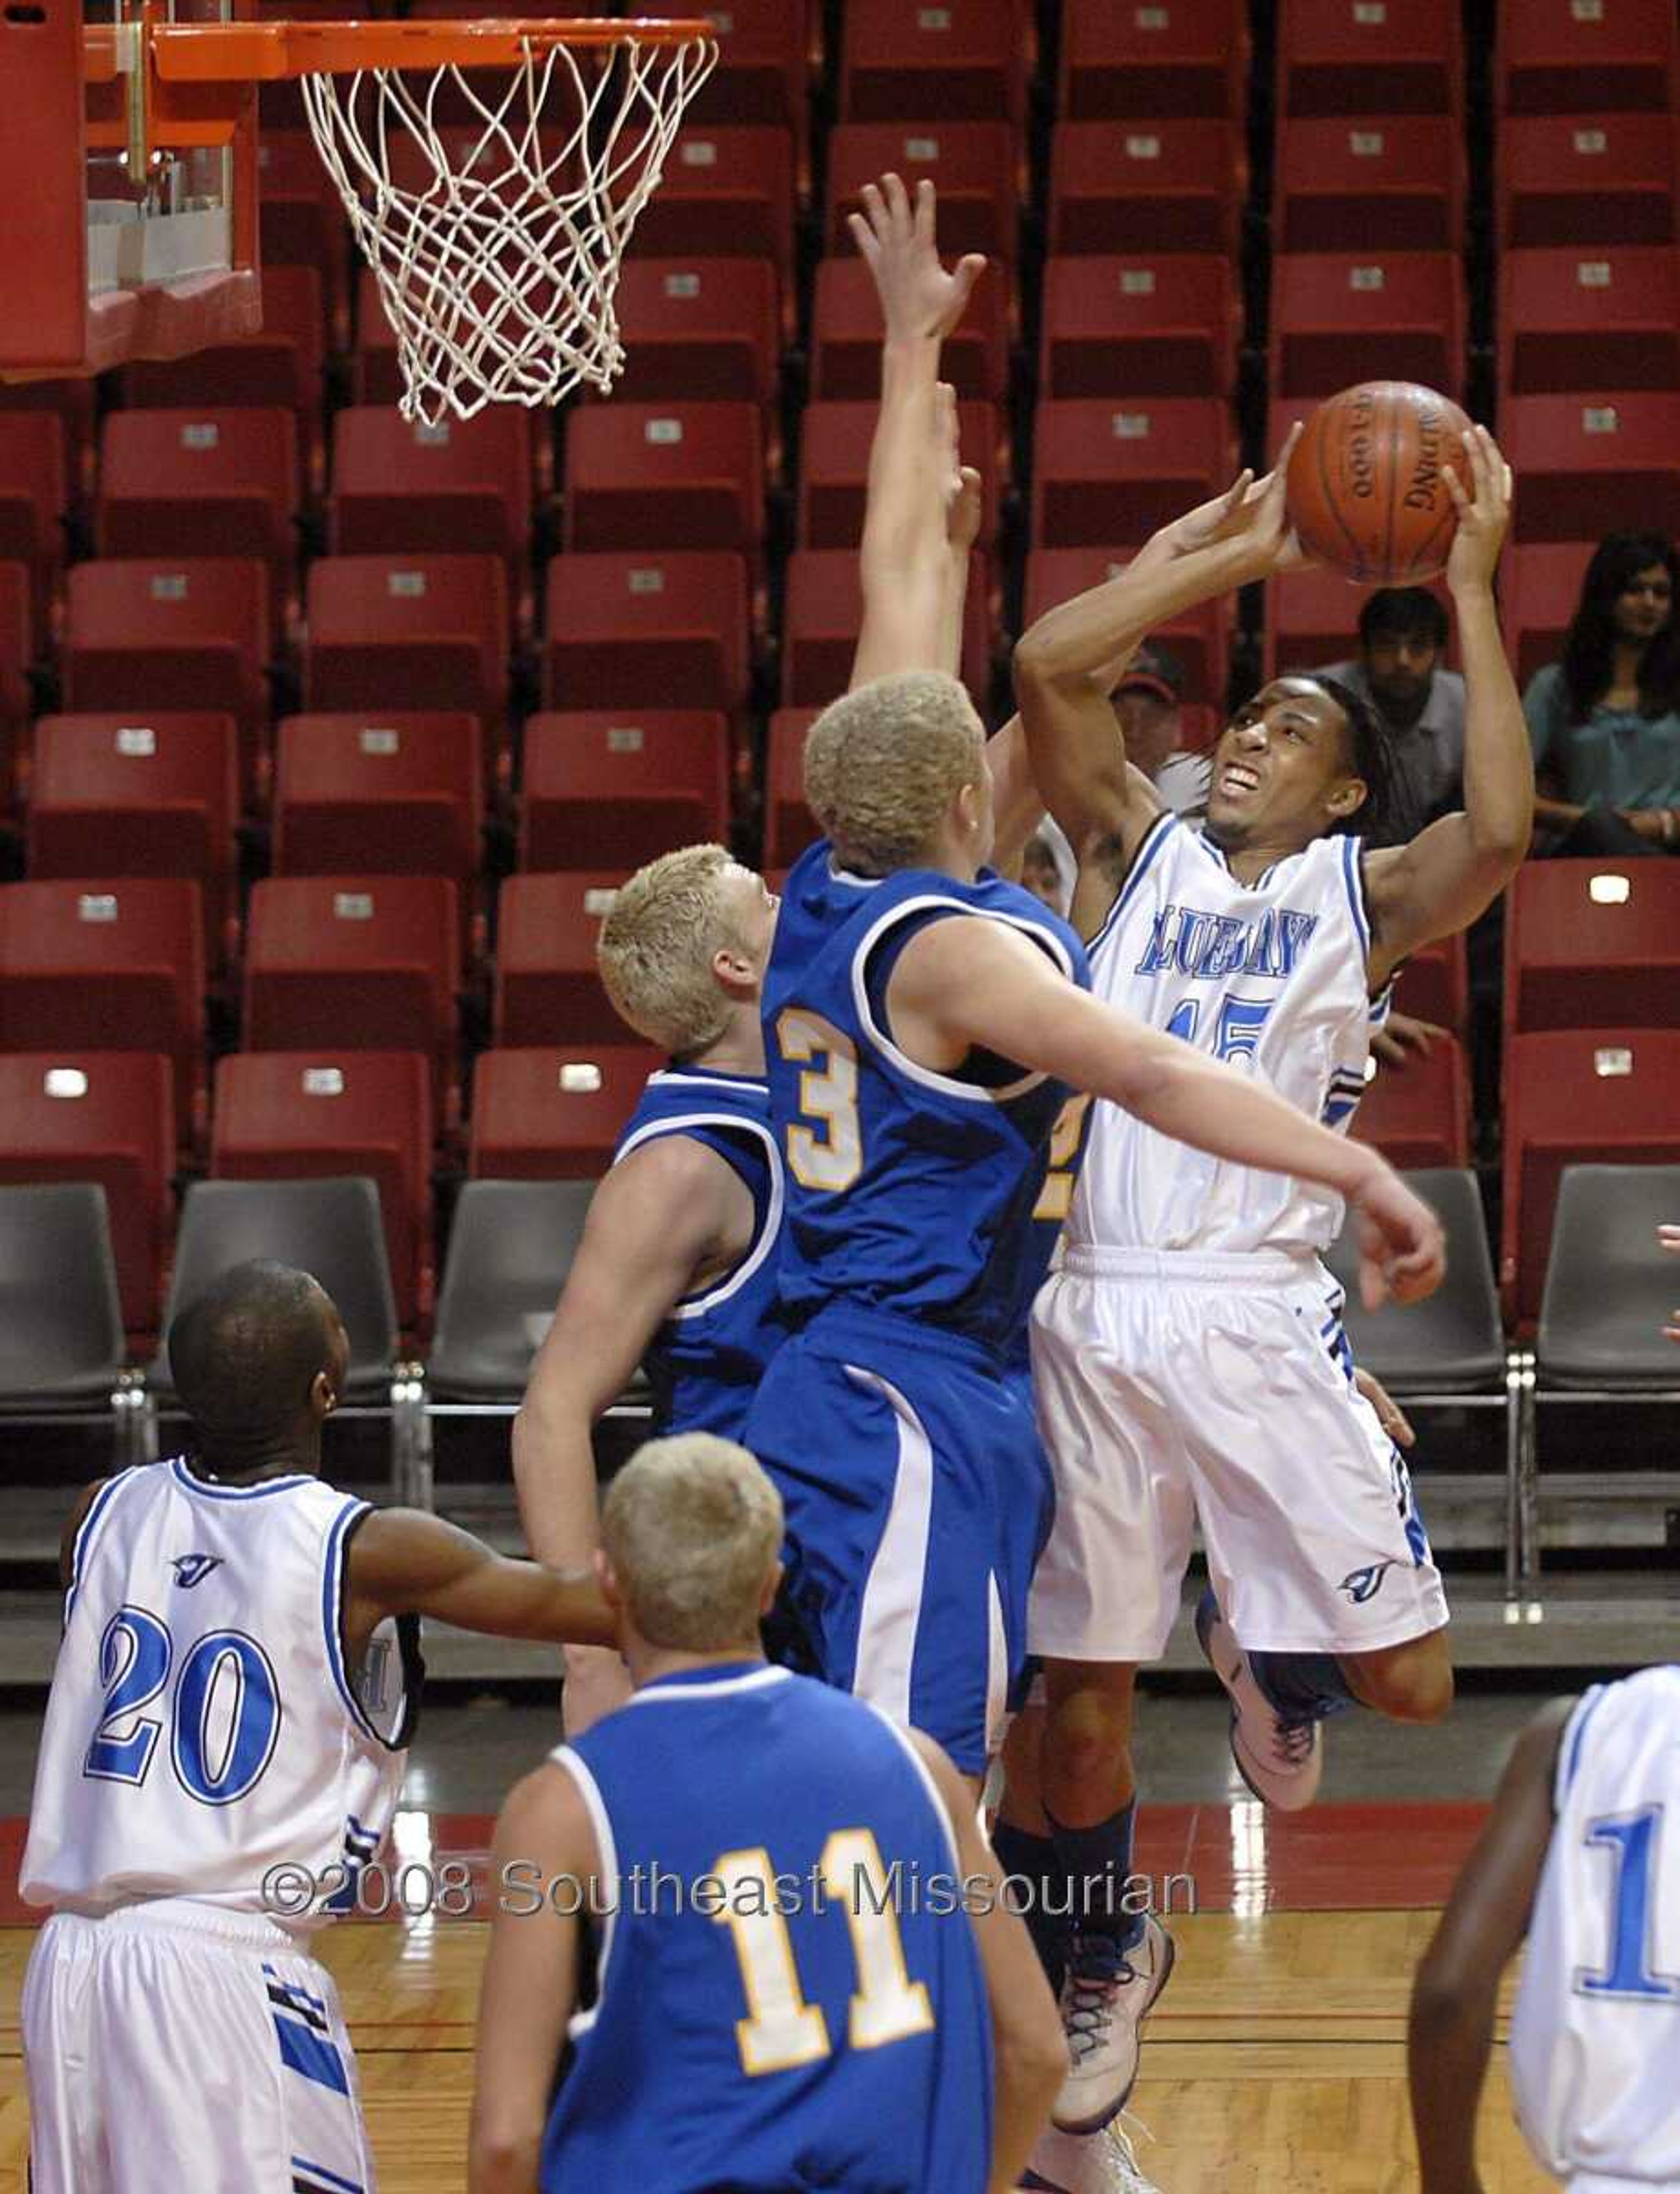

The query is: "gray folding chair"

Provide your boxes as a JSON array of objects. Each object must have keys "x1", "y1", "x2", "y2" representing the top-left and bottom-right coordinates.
[
  {"x1": 1323, "y1": 1167, "x2": 1523, "y2": 1589},
  {"x1": 427, "y1": 1178, "x2": 597, "y2": 1404},
  {"x1": 0, "y1": 1184, "x2": 140, "y2": 1460},
  {"x1": 136, "y1": 1176, "x2": 427, "y2": 1500}
]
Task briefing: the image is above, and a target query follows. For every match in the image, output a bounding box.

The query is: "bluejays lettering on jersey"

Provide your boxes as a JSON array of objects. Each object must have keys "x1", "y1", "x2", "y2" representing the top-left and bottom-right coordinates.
[
  {"x1": 1134, "y1": 902, "x2": 1320, "y2": 983},
  {"x1": 611, "y1": 1066, "x2": 786, "y2": 1441}
]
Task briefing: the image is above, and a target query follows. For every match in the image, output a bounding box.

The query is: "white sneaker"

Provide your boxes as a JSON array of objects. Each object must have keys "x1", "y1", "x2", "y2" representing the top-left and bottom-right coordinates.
[
  {"x1": 1025, "y1": 2117, "x2": 1166, "y2": 2194},
  {"x1": 1194, "y1": 1589, "x2": 1323, "y2": 1812},
  {"x1": 1050, "y1": 1913, "x2": 1175, "y2": 2134}
]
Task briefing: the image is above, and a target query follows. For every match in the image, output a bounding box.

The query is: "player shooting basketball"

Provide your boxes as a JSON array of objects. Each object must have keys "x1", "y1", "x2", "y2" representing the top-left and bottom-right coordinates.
[{"x1": 994, "y1": 421, "x2": 1530, "y2": 2135}]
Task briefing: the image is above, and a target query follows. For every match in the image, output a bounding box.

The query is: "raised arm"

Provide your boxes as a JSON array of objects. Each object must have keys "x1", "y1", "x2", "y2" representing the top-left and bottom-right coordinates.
[
  {"x1": 1407, "y1": 1696, "x2": 1574, "y2": 2194},
  {"x1": 1365, "y1": 428, "x2": 1533, "y2": 984},
  {"x1": 888, "y1": 915, "x2": 1445, "y2": 1308},
  {"x1": 848, "y1": 174, "x2": 985, "y2": 689},
  {"x1": 343, "y1": 1509, "x2": 618, "y2": 1655}
]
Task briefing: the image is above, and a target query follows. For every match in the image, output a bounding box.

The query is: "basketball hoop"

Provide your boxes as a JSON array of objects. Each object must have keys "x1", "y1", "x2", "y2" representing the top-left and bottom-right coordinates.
[{"x1": 80, "y1": 16, "x2": 720, "y2": 422}]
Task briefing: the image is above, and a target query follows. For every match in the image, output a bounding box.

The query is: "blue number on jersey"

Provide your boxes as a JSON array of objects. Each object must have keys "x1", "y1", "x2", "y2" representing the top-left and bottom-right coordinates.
[
  {"x1": 1578, "y1": 1805, "x2": 1680, "y2": 2001},
  {"x1": 1164, "y1": 994, "x2": 1276, "y2": 1062},
  {"x1": 83, "y1": 1607, "x2": 282, "y2": 1807}
]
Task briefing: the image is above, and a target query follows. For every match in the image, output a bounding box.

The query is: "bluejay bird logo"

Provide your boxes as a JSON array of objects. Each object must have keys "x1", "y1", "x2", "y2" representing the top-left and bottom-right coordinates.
[
  {"x1": 1339, "y1": 1559, "x2": 1397, "y2": 1606},
  {"x1": 171, "y1": 1553, "x2": 223, "y2": 1590}
]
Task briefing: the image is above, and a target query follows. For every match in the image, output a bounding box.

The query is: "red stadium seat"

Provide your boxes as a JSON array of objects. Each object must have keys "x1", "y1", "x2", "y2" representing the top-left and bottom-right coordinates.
[
  {"x1": 628, "y1": 126, "x2": 798, "y2": 291},
  {"x1": 0, "y1": 879, "x2": 205, "y2": 1146},
  {"x1": 1390, "y1": 934, "x2": 1470, "y2": 1037},
  {"x1": 798, "y1": 400, "x2": 1003, "y2": 548},
  {"x1": 1270, "y1": 252, "x2": 1464, "y2": 400},
  {"x1": 256, "y1": 129, "x2": 354, "y2": 347},
  {"x1": 1060, "y1": 0, "x2": 1248, "y2": 120},
  {"x1": 562, "y1": 402, "x2": 763, "y2": 558},
  {"x1": 1501, "y1": 543, "x2": 1594, "y2": 689},
  {"x1": 686, "y1": 0, "x2": 816, "y2": 174},
  {"x1": 28, "y1": 714, "x2": 241, "y2": 961},
  {"x1": 520, "y1": 711, "x2": 731, "y2": 872},
  {"x1": 1353, "y1": 1037, "x2": 1470, "y2": 1170},
  {"x1": 96, "y1": 409, "x2": 299, "y2": 620},
  {"x1": 0, "y1": 414, "x2": 67, "y2": 652},
  {"x1": 811, "y1": 254, "x2": 1011, "y2": 402},
  {"x1": 1277, "y1": 0, "x2": 1462, "y2": 117},
  {"x1": 116, "y1": 266, "x2": 328, "y2": 490},
  {"x1": 328, "y1": 407, "x2": 532, "y2": 583},
  {"x1": 1264, "y1": 565, "x2": 1453, "y2": 679},
  {"x1": 1498, "y1": 0, "x2": 1677, "y2": 115},
  {"x1": 1504, "y1": 858, "x2": 1680, "y2": 1037},
  {"x1": 612, "y1": 260, "x2": 782, "y2": 408},
  {"x1": 0, "y1": 379, "x2": 98, "y2": 506},
  {"x1": 1031, "y1": 399, "x2": 1237, "y2": 550},
  {"x1": 839, "y1": 0, "x2": 1025, "y2": 124},
  {"x1": 1020, "y1": 547, "x2": 1232, "y2": 704},
  {"x1": 494, "y1": 872, "x2": 633, "y2": 1046},
  {"x1": 1274, "y1": 117, "x2": 1465, "y2": 253},
  {"x1": 1498, "y1": 114, "x2": 1679, "y2": 250},
  {"x1": 211, "y1": 1049, "x2": 435, "y2": 1330},
  {"x1": 63, "y1": 559, "x2": 271, "y2": 747},
  {"x1": 1501, "y1": 1027, "x2": 1680, "y2": 1325},
  {"x1": 825, "y1": 123, "x2": 1023, "y2": 262},
  {"x1": 1049, "y1": 120, "x2": 1246, "y2": 258},
  {"x1": 780, "y1": 548, "x2": 994, "y2": 708},
  {"x1": 243, "y1": 876, "x2": 460, "y2": 1104},
  {"x1": 0, "y1": 1050, "x2": 174, "y2": 1335},
  {"x1": 763, "y1": 709, "x2": 822, "y2": 866},
  {"x1": 469, "y1": 1045, "x2": 662, "y2": 1178},
  {"x1": 0, "y1": 562, "x2": 33, "y2": 804},
  {"x1": 1040, "y1": 255, "x2": 1239, "y2": 400},
  {"x1": 303, "y1": 554, "x2": 508, "y2": 725},
  {"x1": 1498, "y1": 247, "x2": 1680, "y2": 399},
  {"x1": 542, "y1": 551, "x2": 751, "y2": 717},
  {"x1": 1499, "y1": 394, "x2": 1680, "y2": 544},
  {"x1": 272, "y1": 714, "x2": 484, "y2": 888}
]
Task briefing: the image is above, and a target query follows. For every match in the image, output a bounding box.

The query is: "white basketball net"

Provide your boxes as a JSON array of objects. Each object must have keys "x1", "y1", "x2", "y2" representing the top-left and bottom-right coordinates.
[{"x1": 301, "y1": 30, "x2": 718, "y2": 424}]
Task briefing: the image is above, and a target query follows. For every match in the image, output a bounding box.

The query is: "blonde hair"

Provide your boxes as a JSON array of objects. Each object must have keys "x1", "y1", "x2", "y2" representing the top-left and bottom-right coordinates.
[
  {"x1": 601, "y1": 1433, "x2": 784, "y2": 1651},
  {"x1": 803, "y1": 671, "x2": 985, "y2": 873},
  {"x1": 596, "y1": 844, "x2": 753, "y2": 1055}
]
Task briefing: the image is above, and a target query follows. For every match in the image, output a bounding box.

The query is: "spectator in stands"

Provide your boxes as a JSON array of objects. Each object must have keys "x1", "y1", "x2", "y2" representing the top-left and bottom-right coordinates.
[
  {"x1": 1316, "y1": 587, "x2": 1466, "y2": 838},
  {"x1": 1522, "y1": 533, "x2": 1680, "y2": 857},
  {"x1": 1019, "y1": 832, "x2": 1066, "y2": 912}
]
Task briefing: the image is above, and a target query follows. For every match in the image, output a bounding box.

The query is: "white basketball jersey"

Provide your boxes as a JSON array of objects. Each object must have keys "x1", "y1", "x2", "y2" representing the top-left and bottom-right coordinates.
[
  {"x1": 1509, "y1": 1668, "x2": 1680, "y2": 2190},
  {"x1": 1069, "y1": 813, "x2": 1376, "y2": 1257},
  {"x1": 21, "y1": 1459, "x2": 413, "y2": 1931}
]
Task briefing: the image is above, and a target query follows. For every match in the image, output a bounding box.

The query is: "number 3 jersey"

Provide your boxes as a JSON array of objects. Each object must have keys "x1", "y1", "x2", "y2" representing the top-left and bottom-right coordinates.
[
  {"x1": 1071, "y1": 813, "x2": 1377, "y2": 1258},
  {"x1": 542, "y1": 1662, "x2": 991, "y2": 2194},
  {"x1": 1508, "y1": 1667, "x2": 1680, "y2": 2191},
  {"x1": 21, "y1": 1459, "x2": 415, "y2": 1930},
  {"x1": 762, "y1": 841, "x2": 1091, "y2": 1356}
]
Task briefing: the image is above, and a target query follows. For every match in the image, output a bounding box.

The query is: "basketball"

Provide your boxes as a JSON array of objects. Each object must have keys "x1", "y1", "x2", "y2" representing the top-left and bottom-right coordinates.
[{"x1": 1285, "y1": 382, "x2": 1474, "y2": 585}]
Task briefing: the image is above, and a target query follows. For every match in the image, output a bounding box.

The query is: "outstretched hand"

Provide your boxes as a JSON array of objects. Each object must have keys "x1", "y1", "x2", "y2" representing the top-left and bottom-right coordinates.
[
  {"x1": 1444, "y1": 425, "x2": 1512, "y2": 596},
  {"x1": 847, "y1": 173, "x2": 987, "y2": 344},
  {"x1": 1353, "y1": 1164, "x2": 1446, "y2": 1311},
  {"x1": 935, "y1": 381, "x2": 984, "y2": 555},
  {"x1": 1152, "y1": 424, "x2": 1316, "y2": 576}
]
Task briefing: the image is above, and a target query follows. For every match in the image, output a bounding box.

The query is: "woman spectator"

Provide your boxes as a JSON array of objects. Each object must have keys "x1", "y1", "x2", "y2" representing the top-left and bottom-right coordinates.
[{"x1": 1523, "y1": 532, "x2": 1680, "y2": 855}]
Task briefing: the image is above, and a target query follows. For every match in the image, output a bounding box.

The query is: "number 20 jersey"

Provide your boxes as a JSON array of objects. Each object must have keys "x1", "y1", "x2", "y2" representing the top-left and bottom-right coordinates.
[
  {"x1": 763, "y1": 843, "x2": 1091, "y2": 1355},
  {"x1": 21, "y1": 1459, "x2": 413, "y2": 1928},
  {"x1": 1071, "y1": 813, "x2": 1377, "y2": 1258}
]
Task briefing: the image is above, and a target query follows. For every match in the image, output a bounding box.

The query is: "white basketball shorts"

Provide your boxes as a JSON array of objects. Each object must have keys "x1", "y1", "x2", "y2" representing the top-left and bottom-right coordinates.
[
  {"x1": 1028, "y1": 1246, "x2": 1450, "y2": 1663},
  {"x1": 23, "y1": 1898, "x2": 377, "y2": 2194}
]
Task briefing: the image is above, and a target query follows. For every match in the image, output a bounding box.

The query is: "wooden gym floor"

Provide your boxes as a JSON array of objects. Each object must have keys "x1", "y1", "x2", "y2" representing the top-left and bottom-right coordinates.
[{"x1": 0, "y1": 1803, "x2": 1556, "y2": 2191}]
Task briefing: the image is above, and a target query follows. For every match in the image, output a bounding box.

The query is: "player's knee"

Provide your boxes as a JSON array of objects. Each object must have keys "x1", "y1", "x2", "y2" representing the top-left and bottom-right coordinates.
[
  {"x1": 1349, "y1": 1638, "x2": 1454, "y2": 1724},
  {"x1": 1043, "y1": 1684, "x2": 1136, "y2": 1793}
]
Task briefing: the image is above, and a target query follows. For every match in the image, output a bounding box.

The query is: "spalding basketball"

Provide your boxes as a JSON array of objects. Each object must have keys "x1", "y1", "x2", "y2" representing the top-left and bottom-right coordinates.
[{"x1": 1285, "y1": 382, "x2": 1472, "y2": 584}]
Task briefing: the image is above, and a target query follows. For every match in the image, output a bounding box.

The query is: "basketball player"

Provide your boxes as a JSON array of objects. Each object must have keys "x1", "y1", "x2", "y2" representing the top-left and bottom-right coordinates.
[
  {"x1": 513, "y1": 842, "x2": 783, "y2": 1732},
  {"x1": 998, "y1": 425, "x2": 1529, "y2": 2133},
  {"x1": 469, "y1": 1432, "x2": 1068, "y2": 2194},
  {"x1": 21, "y1": 1259, "x2": 619, "y2": 2194},
  {"x1": 1408, "y1": 1668, "x2": 1680, "y2": 2194}
]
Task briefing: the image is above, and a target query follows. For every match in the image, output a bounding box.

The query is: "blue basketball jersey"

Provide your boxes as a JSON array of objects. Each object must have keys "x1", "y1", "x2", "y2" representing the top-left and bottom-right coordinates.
[
  {"x1": 612, "y1": 1066, "x2": 785, "y2": 1440},
  {"x1": 542, "y1": 1663, "x2": 992, "y2": 2194},
  {"x1": 762, "y1": 842, "x2": 1092, "y2": 1356}
]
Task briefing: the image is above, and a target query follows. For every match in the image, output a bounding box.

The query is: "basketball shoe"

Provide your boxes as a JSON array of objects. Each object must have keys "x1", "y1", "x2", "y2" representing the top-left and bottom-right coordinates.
[
  {"x1": 1025, "y1": 2117, "x2": 1166, "y2": 2194},
  {"x1": 1194, "y1": 1588, "x2": 1323, "y2": 1811},
  {"x1": 1051, "y1": 1913, "x2": 1174, "y2": 2133}
]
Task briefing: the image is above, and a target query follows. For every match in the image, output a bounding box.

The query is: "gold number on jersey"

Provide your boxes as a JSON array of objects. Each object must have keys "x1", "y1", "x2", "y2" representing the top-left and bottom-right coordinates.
[
  {"x1": 1032, "y1": 1092, "x2": 1093, "y2": 1223},
  {"x1": 777, "y1": 1009, "x2": 863, "y2": 1191},
  {"x1": 712, "y1": 1829, "x2": 936, "y2": 2076}
]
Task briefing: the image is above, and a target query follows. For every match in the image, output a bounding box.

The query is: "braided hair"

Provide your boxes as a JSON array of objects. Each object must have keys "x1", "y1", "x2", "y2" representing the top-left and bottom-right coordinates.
[{"x1": 1308, "y1": 673, "x2": 1414, "y2": 846}]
